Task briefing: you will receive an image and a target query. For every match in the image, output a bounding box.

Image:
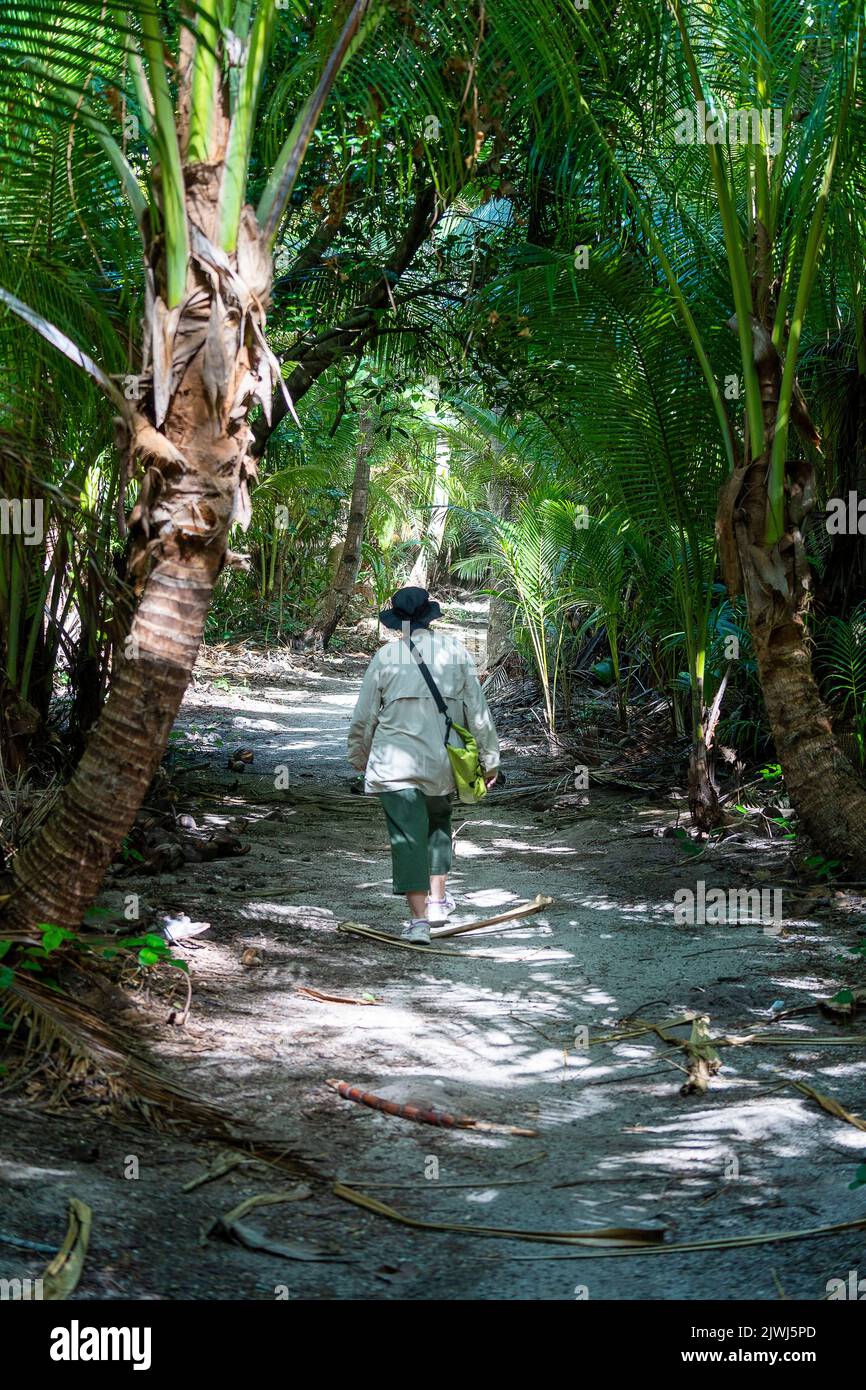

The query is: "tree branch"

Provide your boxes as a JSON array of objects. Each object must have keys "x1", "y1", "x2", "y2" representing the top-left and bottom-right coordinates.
[{"x1": 252, "y1": 182, "x2": 438, "y2": 455}]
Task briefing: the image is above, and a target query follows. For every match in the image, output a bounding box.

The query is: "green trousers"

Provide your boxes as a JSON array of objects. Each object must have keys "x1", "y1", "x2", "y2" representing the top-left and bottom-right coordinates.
[{"x1": 378, "y1": 789, "x2": 453, "y2": 895}]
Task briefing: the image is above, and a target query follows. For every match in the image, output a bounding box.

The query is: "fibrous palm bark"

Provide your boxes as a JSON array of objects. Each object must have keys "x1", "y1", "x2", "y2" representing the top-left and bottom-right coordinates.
[{"x1": 310, "y1": 409, "x2": 375, "y2": 650}]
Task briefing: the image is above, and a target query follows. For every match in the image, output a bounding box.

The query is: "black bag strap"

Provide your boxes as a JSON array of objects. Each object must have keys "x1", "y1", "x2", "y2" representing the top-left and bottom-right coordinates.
[{"x1": 407, "y1": 637, "x2": 452, "y2": 746}]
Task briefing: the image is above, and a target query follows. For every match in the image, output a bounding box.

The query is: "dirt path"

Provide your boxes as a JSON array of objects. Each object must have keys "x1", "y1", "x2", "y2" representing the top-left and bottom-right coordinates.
[{"x1": 3, "y1": 631, "x2": 865, "y2": 1301}]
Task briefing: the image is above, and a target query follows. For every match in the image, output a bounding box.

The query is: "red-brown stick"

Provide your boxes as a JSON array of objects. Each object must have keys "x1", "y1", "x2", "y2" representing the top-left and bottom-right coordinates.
[{"x1": 325, "y1": 1079, "x2": 536, "y2": 1136}]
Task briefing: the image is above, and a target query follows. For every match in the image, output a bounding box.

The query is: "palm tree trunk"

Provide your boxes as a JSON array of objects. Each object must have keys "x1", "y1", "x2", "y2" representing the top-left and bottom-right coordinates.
[
  {"x1": 308, "y1": 409, "x2": 374, "y2": 649},
  {"x1": 750, "y1": 609, "x2": 866, "y2": 859},
  {"x1": 685, "y1": 655, "x2": 724, "y2": 830},
  {"x1": 408, "y1": 432, "x2": 449, "y2": 589},
  {"x1": 5, "y1": 548, "x2": 221, "y2": 931},
  {"x1": 688, "y1": 738, "x2": 721, "y2": 831},
  {"x1": 4, "y1": 165, "x2": 266, "y2": 931},
  {"x1": 720, "y1": 325, "x2": 866, "y2": 868},
  {"x1": 483, "y1": 466, "x2": 512, "y2": 671},
  {"x1": 485, "y1": 590, "x2": 512, "y2": 670}
]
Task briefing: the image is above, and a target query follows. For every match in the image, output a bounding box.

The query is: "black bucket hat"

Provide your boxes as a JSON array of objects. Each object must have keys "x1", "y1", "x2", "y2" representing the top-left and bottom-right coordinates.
[{"x1": 379, "y1": 586, "x2": 442, "y2": 632}]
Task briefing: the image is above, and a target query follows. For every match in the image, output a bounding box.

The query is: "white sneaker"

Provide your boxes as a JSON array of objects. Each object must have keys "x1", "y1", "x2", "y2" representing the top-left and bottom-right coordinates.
[
  {"x1": 401, "y1": 919, "x2": 431, "y2": 944},
  {"x1": 426, "y1": 893, "x2": 456, "y2": 924}
]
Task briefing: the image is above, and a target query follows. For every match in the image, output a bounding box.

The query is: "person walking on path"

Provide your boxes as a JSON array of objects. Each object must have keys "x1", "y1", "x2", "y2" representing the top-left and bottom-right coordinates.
[{"x1": 347, "y1": 587, "x2": 500, "y2": 943}]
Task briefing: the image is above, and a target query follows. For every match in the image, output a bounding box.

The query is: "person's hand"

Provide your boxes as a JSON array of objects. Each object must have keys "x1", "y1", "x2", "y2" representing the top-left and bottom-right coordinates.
[{"x1": 484, "y1": 769, "x2": 499, "y2": 789}]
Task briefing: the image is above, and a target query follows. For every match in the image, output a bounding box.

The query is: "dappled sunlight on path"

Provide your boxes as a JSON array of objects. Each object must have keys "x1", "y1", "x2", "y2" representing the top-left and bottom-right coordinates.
[{"x1": 124, "y1": 657, "x2": 866, "y2": 1299}]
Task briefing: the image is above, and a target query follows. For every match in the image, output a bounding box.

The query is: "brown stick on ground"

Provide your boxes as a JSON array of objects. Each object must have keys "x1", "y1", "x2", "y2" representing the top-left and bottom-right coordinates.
[
  {"x1": 431, "y1": 893, "x2": 553, "y2": 938},
  {"x1": 326, "y1": 1080, "x2": 537, "y2": 1136},
  {"x1": 295, "y1": 986, "x2": 379, "y2": 1006}
]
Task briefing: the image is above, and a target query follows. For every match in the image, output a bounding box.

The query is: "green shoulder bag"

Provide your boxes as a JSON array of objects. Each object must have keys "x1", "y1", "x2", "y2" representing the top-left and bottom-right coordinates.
[{"x1": 408, "y1": 639, "x2": 488, "y2": 805}]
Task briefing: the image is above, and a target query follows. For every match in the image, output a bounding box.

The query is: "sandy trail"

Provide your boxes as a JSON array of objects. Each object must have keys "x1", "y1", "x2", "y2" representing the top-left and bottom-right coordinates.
[
  {"x1": 3, "y1": 630, "x2": 864, "y2": 1301},
  {"x1": 152, "y1": 639, "x2": 865, "y2": 1300}
]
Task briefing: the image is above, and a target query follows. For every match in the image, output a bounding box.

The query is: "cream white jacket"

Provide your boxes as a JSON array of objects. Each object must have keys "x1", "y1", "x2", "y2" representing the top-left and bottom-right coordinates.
[{"x1": 346, "y1": 629, "x2": 500, "y2": 795}]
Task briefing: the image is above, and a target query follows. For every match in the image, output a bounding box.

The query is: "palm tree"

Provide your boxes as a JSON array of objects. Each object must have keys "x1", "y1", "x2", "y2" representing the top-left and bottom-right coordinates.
[
  {"x1": 457, "y1": 492, "x2": 586, "y2": 738},
  {"x1": 0, "y1": 0, "x2": 381, "y2": 934},
  {"x1": 456, "y1": 236, "x2": 728, "y2": 821},
  {"x1": 0, "y1": 0, "x2": 585, "y2": 934},
  {"x1": 564, "y1": 0, "x2": 866, "y2": 863}
]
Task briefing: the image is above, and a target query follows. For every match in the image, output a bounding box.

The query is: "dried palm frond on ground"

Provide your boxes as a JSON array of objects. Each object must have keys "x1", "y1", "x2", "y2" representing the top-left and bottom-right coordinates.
[
  {"x1": 39, "y1": 1198, "x2": 91, "y2": 1300},
  {"x1": 334, "y1": 1184, "x2": 665, "y2": 1248},
  {"x1": 2, "y1": 972, "x2": 237, "y2": 1131},
  {"x1": 335, "y1": 1187, "x2": 866, "y2": 1259},
  {"x1": 678, "y1": 1015, "x2": 722, "y2": 1096},
  {"x1": 204, "y1": 1188, "x2": 342, "y2": 1263},
  {"x1": 789, "y1": 1080, "x2": 866, "y2": 1132},
  {"x1": 1, "y1": 949, "x2": 317, "y2": 1182}
]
